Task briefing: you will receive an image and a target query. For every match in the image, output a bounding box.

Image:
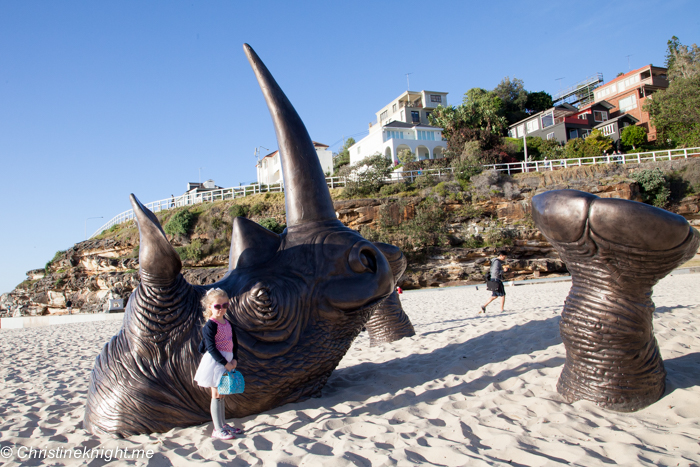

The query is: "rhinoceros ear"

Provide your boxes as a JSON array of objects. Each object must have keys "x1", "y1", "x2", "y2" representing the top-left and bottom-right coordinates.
[
  {"x1": 130, "y1": 194, "x2": 182, "y2": 285},
  {"x1": 229, "y1": 217, "x2": 282, "y2": 270},
  {"x1": 373, "y1": 242, "x2": 407, "y2": 281}
]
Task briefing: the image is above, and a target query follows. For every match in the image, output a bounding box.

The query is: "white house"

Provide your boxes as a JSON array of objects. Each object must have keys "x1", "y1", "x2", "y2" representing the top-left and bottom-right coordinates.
[
  {"x1": 349, "y1": 90, "x2": 448, "y2": 165},
  {"x1": 256, "y1": 141, "x2": 333, "y2": 185}
]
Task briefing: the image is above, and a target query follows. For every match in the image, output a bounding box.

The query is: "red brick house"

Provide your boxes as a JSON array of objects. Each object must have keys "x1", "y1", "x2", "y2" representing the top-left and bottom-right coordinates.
[{"x1": 589, "y1": 64, "x2": 669, "y2": 141}]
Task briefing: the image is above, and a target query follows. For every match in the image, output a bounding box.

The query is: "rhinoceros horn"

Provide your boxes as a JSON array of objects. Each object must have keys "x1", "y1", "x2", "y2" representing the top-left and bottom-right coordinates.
[{"x1": 244, "y1": 43, "x2": 336, "y2": 227}]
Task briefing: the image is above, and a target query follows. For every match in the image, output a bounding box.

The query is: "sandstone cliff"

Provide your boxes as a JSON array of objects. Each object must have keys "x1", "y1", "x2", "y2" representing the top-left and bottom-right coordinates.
[{"x1": 2, "y1": 159, "x2": 698, "y2": 318}]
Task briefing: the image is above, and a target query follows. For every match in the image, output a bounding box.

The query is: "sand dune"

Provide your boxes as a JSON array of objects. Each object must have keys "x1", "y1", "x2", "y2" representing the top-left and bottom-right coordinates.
[{"x1": 1, "y1": 275, "x2": 699, "y2": 466}]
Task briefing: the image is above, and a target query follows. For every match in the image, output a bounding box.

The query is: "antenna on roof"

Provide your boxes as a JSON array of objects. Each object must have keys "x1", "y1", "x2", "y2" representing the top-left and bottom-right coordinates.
[
  {"x1": 555, "y1": 77, "x2": 565, "y2": 91},
  {"x1": 625, "y1": 54, "x2": 633, "y2": 71},
  {"x1": 405, "y1": 72, "x2": 413, "y2": 91}
]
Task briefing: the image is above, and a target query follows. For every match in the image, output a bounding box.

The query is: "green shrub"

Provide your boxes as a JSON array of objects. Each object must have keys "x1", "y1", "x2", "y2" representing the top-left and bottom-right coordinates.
[
  {"x1": 483, "y1": 225, "x2": 515, "y2": 247},
  {"x1": 45, "y1": 250, "x2": 65, "y2": 272},
  {"x1": 211, "y1": 217, "x2": 223, "y2": 230},
  {"x1": 415, "y1": 173, "x2": 437, "y2": 189},
  {"x1": 462, "y1": 235, "x2": 484, "y2": 249},
  {"x1": 229, "y1": 204, "x2": 249, "y2": 218},
  {"x1": 621, "y1": 125, "x2": 647, "y2": 150},
  {"x1": 174, "y1": 239, "x2": 204, "y2": 261},
  {"x1": 379, "y1": 182, "x2": 408, "y2": 197},
  {"x1": 164, "y1": 209, "x2": 195, "y2": 236},
  {"x1": 434, "y1": 182, "x2": 448, "y2": 197},
  {"x1": 631, "y1": 168, "x2": 671, "y2": 207},
  {"x1": 340, "y1": 153, "x2": 393, "y2": 198},
  {"x1": 258, "y1": 218, "x2": 286, "y2": 234},
  {"x1": 452, "y1": 157, "x2": 483, "y2": 185},
  {"x1": 249, "y1": 203, "x2": 266, "y2": 216}
]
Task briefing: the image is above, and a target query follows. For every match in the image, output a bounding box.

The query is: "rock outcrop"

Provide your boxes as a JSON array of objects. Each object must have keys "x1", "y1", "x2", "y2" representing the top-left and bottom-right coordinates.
[{"x1": 3, "y1": 158, "x2": 698, "y2": 317}]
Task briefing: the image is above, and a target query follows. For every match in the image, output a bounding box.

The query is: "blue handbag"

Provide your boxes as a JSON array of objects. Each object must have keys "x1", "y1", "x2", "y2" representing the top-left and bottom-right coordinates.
[{"x1": 218, "y1": 370, "x2": 245, "y2": 395}]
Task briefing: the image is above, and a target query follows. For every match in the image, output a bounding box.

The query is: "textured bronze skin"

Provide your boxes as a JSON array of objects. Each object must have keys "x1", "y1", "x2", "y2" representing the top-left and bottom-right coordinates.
[
  {"x1": 365, "y1": 291, "x2": 416, "y2": 346},
  {"x1": 84, "y1": 44, "x2": 414, "y2": 436},
  {"x1": 365, "y1": 242, "x2": 415, "y2": 346},
  {"x1": 532, "y1": 189, "x2": 699, "y2": 411}
]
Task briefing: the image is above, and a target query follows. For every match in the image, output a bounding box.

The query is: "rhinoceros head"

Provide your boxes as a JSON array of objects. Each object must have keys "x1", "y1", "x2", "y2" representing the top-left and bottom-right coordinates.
[{"x1": 84, "y1": 44, "x2": 401, "y2": 436}]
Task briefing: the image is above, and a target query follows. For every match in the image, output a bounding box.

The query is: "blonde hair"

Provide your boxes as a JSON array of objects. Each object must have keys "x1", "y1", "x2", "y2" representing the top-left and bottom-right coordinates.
[{"x1": 201, "y1": 288, "x2": 229, "y2": 319}]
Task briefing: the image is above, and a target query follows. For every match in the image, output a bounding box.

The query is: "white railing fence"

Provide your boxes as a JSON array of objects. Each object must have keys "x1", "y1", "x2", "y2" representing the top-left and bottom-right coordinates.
[
  {"x1": 90, "y1": 146, "x2": 700, "y2": 238},
  {"x1": 484, "y1": 147, "x2": 699, "y2": 175}
]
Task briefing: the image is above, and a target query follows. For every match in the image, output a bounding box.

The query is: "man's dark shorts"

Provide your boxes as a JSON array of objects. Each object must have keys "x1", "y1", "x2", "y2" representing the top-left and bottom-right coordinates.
[{"x1": 492, "y1": 280, "x2": 506, "y2": 297}]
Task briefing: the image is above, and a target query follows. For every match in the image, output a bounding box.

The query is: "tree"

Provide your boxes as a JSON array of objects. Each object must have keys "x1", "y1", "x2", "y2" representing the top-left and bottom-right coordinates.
[
  {"x1": 562, "y1": 131, "x2": 612, "y2": 159},
  {"x1": 582, "y1": 129, "x2": 613, "y2": 157},
  {"x1": 397, "y1": 148, "x2": 415, "y2": 165},
  {"x1": 665, "y1": 35, "x2": 681, "y2": 71},
  {"x1": 461, "y1": 88, "x2": 508, "y2": 134},
  {"x1": 645, "y1": 74, "x2": 700, "y2": 147},
  {"x1": 525, "y1": 91, "x2": 553, "y2": 114},
  {"x1": 333, "y1": 137, "x2": 355, "y2": 174},
  {"x1": 668, "y1": 41, "x2": 700, "y2": 80},
  {"x1": 493, "y1": 77, "x2": 528, "y2": 125},
  {"x1": 620, "y1": 125, "x2": 647, "y2": 150},
  {"x1": 564, "y1": 137, "x2": 586, "y2": 159},
  {"x1": 429, "y1": 97, "x2": 505, "y2": 163},
  {"x1": 339, "y1": 153, "x2": 393, "y2": 197}
]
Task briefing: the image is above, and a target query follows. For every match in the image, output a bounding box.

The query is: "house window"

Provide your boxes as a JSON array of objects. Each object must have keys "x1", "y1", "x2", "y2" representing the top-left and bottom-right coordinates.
[
  {"x1": 425, "y1": 111, "x2": 431, "y2": 121},
  {"x1": 619, "y1": 94, "x2": 637, "y2": 112},
  {"x1": 392, "y1": 103, "x2": 397, "y2": 113},
  {"x1": 601, "y1": 124, "x2": 615, "y2": 136},
  {"x1": 380, "y1": 110, "x2": 388, "y2": 121},
  {"x1": 526, "y1": 119, "x2": 539, "y2": 133},
  {"x1": 547, "y1": 132, "x2": 555, "y2": 140},
  {"x1": 541, "y1": 112, "x2": 554, "y2": 128},
  {"x1": 581, "y1": 129, "x2": 591, "y2": 138},
  {"x1": 578, "y1": 113, "x2": 587, "y2": 120},
  {"x1": 569, "y1": 129, "x2": 578, "y2": 139},
  {"x1": 516, "y1": 124, "x2": 524, "y2": 138},
  {"x1": 417, "y1": 130, "x2": 437, "y2": 141},
  {"x1": 618, "y1": 74, "x2": 640, "y2": 93},
  {"x1": 411, "y1": 111, "x2": 420, "y2": 123},
  {"x1": 430, "y1": 94, "x2": 442, "y2": 103},
  {"x1": 508, "y1": 128, "x2": 517, "y2": 138},
  {"x1": 594, "y1": 110, "x2": 608, "y2": 122},
  {"x1": 386, "y1": 130, "x2": 406, "y2": 140},
  {"x1": 597, "y1": 84, "x2": 616, "y2": 100}
]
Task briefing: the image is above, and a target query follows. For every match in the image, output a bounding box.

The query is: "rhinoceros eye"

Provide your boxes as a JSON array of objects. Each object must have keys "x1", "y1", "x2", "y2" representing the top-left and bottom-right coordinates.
[{"x1": 248, "y1": 283, "x2": 277, "y2": 321}]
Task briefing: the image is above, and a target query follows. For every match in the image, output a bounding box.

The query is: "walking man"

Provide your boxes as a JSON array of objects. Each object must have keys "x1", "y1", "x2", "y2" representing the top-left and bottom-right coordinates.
[{"x1": 480, "y1": 251, "x2": 509, "y2": 313}]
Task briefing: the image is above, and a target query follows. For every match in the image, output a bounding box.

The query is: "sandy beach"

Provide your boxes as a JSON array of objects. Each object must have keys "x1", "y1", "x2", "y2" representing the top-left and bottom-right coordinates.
[{"x1": 1, "y1": 274, "x2": 699, "y2": 466}]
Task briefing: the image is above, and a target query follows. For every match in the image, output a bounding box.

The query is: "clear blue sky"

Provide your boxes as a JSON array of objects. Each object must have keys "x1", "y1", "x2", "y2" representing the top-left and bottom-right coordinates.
[{"x1": 1, "y1": 0, "x2": 697, "y2": 294}]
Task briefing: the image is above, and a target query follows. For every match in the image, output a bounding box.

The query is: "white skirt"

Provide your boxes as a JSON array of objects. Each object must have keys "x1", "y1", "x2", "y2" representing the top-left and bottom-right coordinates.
[{"x1": 194, "y1": 351, "x2": 233, "y2": 388}]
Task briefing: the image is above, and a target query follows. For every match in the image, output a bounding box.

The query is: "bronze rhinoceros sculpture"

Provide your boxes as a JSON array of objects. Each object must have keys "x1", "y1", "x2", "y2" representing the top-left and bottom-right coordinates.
[{"x1": 84, "y1": 44, "x2": 414, "y2": 436}]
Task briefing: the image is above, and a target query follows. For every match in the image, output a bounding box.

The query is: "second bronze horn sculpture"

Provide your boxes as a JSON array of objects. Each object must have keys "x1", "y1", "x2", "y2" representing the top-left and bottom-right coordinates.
[
  {"x1": 84, "y1": 44, "x2": 415, "y2": 436},
  {"x1": 532, "y1": 190, "x2": 699, "y2": 412}
]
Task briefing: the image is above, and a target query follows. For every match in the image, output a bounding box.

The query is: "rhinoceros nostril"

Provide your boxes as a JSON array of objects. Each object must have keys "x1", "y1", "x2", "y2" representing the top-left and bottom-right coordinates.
[
  {"x1": 360, "y1": 251, "x2": 376, "y2": 273},
  {"x1": 349, "y1": 242, "x2": 378, "y2": 274}
]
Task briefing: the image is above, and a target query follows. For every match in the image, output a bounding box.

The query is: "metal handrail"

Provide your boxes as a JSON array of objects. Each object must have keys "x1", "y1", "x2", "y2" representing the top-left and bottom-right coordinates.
[{"x1": 90, "y1": 146, "x2": 699, "y2": 238}]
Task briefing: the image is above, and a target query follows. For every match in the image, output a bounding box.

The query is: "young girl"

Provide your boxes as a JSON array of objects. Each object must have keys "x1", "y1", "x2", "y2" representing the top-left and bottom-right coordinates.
[{"x1": 194, "y1": 288, "x2": 244, "y2": 440}]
